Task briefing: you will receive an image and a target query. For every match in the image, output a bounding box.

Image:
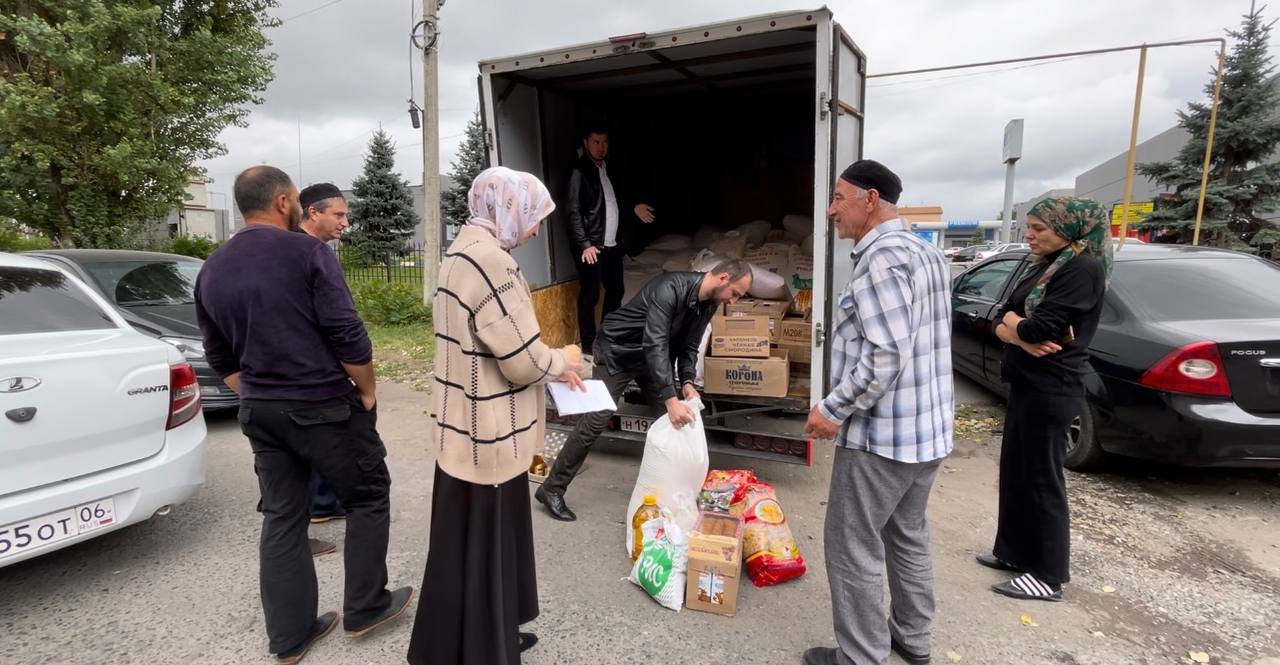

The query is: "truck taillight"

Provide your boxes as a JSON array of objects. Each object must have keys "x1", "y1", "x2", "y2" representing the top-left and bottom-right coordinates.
[
  {"x1": 167, "y1": 363, "x2": 202, "y2": 430},
  {"x1": 1138, "y1": 341, "x2": 1232, "y2": 398}
]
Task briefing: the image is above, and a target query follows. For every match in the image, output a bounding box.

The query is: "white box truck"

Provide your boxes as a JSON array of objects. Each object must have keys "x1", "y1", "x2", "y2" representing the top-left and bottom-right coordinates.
[{"x1": 477, "y1": 7, "x2": 866, "y2": 466}]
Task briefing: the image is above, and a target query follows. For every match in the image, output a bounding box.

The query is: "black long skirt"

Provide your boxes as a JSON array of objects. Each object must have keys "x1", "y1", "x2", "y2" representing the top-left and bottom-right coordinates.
[
  {"x1": 406, "y1": 465, "x2": 539, "y2": 665},
  {"x1": 992, "y1": 386, "x2": 1078, "y2": 585}
]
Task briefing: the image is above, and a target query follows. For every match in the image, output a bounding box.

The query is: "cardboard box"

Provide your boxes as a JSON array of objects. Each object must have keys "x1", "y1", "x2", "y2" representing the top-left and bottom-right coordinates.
[
  {"x1": 725, "y1": 299, "x2": 789, "y2": 343},
  {"x1": 704, "y1": 348, "x2": 790, "y2": 397},
  {"x1": 787, "y1": 371, "x2": 811, "y2": 399},
  {"x1": 685, "y1": 512, "x2": 744, "y2": 617},
  {"x1": 726, "y1": 297, "x2": 791, "y2": 320},
  {"x1": 710, "y1": 315, "x2": 770, "y2": 358},
  {"x1": 777, "y1": 318, "x2": 812, "y2": 347}
]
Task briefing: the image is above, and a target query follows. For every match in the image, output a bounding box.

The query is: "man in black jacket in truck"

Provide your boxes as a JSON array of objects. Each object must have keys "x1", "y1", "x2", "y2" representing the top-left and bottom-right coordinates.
[
  {"x1": 536, "y1": 261, "x2": 753, "y2": 522},
  {"x1": 566, "y1": 127, "x2": 657, "y2": 352}
]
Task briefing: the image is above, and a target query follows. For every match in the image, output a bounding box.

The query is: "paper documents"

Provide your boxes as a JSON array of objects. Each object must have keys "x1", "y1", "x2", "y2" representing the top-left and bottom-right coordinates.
[{"x1": 547, "y1": 380, "x2": 617, "y2": 416}]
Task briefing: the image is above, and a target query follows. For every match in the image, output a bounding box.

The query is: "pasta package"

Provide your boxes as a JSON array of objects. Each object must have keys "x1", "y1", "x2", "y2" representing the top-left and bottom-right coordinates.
[{"x1": 732, "y1": 482, "x2": 807, "y2": 587}]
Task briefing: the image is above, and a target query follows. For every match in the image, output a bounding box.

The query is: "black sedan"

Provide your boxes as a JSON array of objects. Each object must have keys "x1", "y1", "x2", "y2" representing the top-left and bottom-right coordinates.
[
  {"x1": 952, "y1": 243, "x2": 1280, "y2": 470},
  {"x1": 25, "y1": 249, "x2": 239, "y2": 411}
]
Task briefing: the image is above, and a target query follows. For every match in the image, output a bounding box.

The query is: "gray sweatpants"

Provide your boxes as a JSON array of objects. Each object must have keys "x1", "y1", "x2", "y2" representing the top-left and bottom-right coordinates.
[{"x1": 825, "y1": 446, "x2": 943, "y2": 665}]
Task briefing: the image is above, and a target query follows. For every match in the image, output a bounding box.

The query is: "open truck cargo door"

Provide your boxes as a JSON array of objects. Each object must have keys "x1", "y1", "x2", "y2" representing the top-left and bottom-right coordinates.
[
  {"x1": 819, "y1": 20, "x2": 868, "y2": 395},
  {"x1": 477, "y1": 9, "x2": 865, "y2": 464}
]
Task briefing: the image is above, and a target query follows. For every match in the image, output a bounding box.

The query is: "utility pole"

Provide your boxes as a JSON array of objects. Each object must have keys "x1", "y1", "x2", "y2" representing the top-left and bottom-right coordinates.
[
  {"x1": 1000, "y1": 119, "x2": 1023, "y2": 243},
  {"x1": 416, "y1": 1, "x2": 442, "y2": 305}
]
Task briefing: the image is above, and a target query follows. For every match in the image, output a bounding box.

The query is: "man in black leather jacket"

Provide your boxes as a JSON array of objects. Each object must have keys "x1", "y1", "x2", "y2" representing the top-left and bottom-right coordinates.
[
  {"x1": 535, "y1": 260, "x2": 753, "y2": 522},
  {"x1": 566, "y1": 127, "x2": 656, "y2": 351}
]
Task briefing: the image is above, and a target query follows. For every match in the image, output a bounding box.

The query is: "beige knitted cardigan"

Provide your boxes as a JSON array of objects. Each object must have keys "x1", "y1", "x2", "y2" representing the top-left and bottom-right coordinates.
[{"x1": 430, "y1": 225, "x2": 567, "y2": 485}]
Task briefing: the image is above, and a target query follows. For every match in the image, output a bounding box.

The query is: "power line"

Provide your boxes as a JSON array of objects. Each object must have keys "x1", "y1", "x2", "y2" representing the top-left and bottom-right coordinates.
[{"x1": 279, "y1": 0, "x2": 350, "y2": 25}]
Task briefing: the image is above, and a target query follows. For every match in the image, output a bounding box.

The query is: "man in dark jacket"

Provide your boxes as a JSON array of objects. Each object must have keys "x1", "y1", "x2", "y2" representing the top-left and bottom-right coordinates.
[
  {"x1": 196, "y1": 166, "x2": 414, "y2": 664},
  {"x1": 535, "y1": 260, "x2": 753, "y2": 522},
  {"x1": 566, "y1": 127, "x2": 656, "y2": 352}
]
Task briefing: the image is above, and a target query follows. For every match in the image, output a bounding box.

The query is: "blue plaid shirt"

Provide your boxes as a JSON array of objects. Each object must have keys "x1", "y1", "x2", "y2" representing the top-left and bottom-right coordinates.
[{"x1": 819, "y1": 219, "x2": 954, "y2": 463}]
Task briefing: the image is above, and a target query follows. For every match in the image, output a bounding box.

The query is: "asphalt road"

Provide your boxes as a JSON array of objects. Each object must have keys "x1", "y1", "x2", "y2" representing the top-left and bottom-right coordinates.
[{"x1": 2, "y1": 380, "x2": 1278, "y2": 665}]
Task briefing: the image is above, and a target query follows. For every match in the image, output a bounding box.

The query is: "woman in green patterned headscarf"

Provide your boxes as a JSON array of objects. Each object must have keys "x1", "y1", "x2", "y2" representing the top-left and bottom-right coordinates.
[
  {"x1": 980, "y1": 197, "x2": 1112, "y2": 603},
  {"x1": 1021, "y1": 197, "x2": 1114, "y2": 316}
]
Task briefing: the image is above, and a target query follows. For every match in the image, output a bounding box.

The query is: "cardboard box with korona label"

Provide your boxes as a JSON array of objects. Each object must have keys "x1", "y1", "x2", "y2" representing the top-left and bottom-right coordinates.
[
  {"x1": 704, "y1": 348, "x2": 790, "y2": 397},
  {"x1": 710, "y1": 315, "x2": 771, "y2": 358}
]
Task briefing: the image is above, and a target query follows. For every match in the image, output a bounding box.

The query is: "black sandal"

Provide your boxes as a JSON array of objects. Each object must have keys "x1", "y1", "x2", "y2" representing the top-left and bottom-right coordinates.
[
  {"x1": 519, "y1": 632, "x2": 538, "y2": 652},
  {"x1": 975, "y1": 553, "x2": 1023, "y2": 573}
]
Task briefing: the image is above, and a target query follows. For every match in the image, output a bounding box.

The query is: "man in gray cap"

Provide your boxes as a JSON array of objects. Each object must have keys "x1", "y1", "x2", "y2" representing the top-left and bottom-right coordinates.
[{"x1": 802, "y1": 160, "x2": 954, "y2": 665}]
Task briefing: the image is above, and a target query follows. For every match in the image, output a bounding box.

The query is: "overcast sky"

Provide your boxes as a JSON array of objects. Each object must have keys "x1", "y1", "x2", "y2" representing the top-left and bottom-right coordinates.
[{"x1": 197, "y1": 0, "x2": 1270, "y2": 220}]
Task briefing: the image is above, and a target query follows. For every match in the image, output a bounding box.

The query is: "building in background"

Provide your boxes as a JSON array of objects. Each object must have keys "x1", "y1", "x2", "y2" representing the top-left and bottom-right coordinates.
[{"x1": 156, "y1": 178, "x2": 231, "y2": 242}]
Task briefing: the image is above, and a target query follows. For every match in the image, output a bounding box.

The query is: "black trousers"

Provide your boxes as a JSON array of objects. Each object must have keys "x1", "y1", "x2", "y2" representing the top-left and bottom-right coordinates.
[
  {"x1": 576, "y1": 245, "x2": 625, "y2": 350},
  {"x1": 993, "y1": 386, "x2": 1080, "y2": 585},
  {"x1": 543, "y1": 339, "x2": 665, "y2": 497},
  {"x1": 238, "y1": 392, "x2": 393, "y2": 654}
]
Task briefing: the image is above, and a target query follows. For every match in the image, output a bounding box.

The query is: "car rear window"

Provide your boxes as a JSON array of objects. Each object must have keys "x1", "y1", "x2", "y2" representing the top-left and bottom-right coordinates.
[
  {"x1": 1112, "y1": 257, "x2": 1280, "y2": 320},
  {"x1": 0, "y1": 266, "x2": 117, "y2": 335},
  {"x1": 81, "y1": 260, "x2": 202, "y2": 307}
]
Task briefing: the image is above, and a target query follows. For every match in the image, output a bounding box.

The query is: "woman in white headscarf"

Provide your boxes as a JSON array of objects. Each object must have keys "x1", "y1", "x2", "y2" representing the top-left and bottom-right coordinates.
[{"x1": 407, "y1": 167, "x2": 584, "y2": 665}]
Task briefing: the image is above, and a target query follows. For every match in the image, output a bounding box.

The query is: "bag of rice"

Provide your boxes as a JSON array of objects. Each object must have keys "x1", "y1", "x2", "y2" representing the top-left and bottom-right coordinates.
[
  {"x1": 692, "y1": 227, "x2": 726, "y2": 248},
  {"x1": 649, "y1": 234, "x2": 692, "y2": 251},
  {"x1": 732, "y1": 482, "x2": 807, "y2": 587},
  {"x1": 782, "y1": 214, "x2": 813, "y2": 238},
  {"x1": 787, "y1": 247, "x2": 814, "y2": 291},
  {"x1": 661, "y1": 248, "x2": 699, "y2": 272},
  {"x1": 628, "y1": 516, "x2": 688, "y2": 611},
  {"x1": 708, "y1": 231, "x2": 747, "y2": 259},
  {"x1": 800, "y1": 233, "x2": 814, "y2": 255},
  {"x1": 690, "y1": 249, "x2": 725, "y2": 273},
  {"x1": 631, "y1": 249, "x2": 669, "y2": 269},
  {"x1": 734, "y1": 220, "x2": 772, "y2": 248}
]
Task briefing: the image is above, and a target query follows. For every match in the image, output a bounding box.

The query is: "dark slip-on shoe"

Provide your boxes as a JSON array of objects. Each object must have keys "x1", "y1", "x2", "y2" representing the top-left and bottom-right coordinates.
[
  {"x1": 345, "y1": 586, "x2": 415, "y2": 638},
  {"x1": 975, "y1": 552, "x2": 1023, "y2": 573},
  {"x1": 275, "y1": 611, "x2": 339, "y2": 665}
]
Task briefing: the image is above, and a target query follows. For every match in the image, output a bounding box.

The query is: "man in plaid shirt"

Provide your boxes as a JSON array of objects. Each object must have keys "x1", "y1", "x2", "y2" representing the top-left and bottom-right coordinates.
[{"x1": 803, "y1": 160, "x2": 954, "y2": 665}]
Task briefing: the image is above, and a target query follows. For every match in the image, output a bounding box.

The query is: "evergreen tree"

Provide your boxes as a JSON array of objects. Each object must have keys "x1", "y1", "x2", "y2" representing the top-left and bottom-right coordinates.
[
  {"x1": 1137, "y1": 4, "x2": 1280, "y2": 247},
  {"x1": 441, "y1": 111, "x2": 488, "y2": 229},
  {"x1": 347, "y1": 129, "x2": 419, "y2": 261}
]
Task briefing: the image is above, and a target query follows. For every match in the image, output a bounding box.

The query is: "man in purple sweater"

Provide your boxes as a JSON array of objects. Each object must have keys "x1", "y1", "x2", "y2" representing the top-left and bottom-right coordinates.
[{"x1": 195, "y1": 166, "x2": 412, "y2": 664}]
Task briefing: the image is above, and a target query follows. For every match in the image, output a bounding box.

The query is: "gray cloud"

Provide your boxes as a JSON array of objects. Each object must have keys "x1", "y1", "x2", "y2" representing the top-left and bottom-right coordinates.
[{"x1": 200, "y1": 0, "x2": 1265, "y2": 220}]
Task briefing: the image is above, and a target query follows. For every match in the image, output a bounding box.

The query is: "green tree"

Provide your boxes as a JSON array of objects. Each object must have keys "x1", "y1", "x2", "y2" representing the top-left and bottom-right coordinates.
[
  {"x1": 1137, "y1": 5, "x2": 1280, "y2": 247},
  {"x1": 441, "y1": 111, "x2": 488, "y2": 229},
  {"x1": 0, "y1": 1, "x2": 278, "y2": 248},
  {"x1": 347, "y1": 129, "x2": 419, "y2": 260}
]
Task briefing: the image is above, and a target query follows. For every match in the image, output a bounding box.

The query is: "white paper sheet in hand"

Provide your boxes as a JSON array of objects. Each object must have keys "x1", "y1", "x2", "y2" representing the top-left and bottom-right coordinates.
[{"x1": 547, "y1": 380, "x2": 617, "y2": 416}]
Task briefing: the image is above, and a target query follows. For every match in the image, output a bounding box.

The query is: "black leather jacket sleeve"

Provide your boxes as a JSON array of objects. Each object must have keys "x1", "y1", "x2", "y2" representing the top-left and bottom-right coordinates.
[
  {"x1": 566, "y1": 168, "x2": 592, "y2": 251},
  {"x1": 677, "y1": 318, "x2": 706, "y2": 386},
  {"x1": 641, "y1": 282, "x2": 681, "y2": 402}
]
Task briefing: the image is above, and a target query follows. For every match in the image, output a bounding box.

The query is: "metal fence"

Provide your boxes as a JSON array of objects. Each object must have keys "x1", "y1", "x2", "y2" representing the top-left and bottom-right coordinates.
[{"x1": 334, "y1": 241, "x2": 427, "y2": 287}]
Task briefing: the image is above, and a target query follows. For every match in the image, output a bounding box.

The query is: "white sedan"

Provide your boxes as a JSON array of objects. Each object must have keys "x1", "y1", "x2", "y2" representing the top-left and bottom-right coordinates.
[
  {"x1": 974, "y1": 242, "x2": 1030, "y2": 261},
  {"x1": 0, "y1": 252, "x2": 208, "y2": 568}
]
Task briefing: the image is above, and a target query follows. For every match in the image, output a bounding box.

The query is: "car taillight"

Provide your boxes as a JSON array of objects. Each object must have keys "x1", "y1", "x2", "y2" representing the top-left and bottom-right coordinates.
[
  {"x1": 1138, "y1": 341, "x2": 1232, "y2": 398},
  {"x1": 167, "y1": 362, "x2": 202, "y2": 430}
]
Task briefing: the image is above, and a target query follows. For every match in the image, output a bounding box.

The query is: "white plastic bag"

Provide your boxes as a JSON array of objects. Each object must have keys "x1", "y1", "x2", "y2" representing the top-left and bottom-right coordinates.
[
  {"x1": 628, "y1": 516, "x2": 688, "y2": 611},
  {"x1": 624, "y1": 397, "x2": 709, "y2": 557},
  {"x1": 747, "y1": 263, "x2": 790, "y2": 299}
]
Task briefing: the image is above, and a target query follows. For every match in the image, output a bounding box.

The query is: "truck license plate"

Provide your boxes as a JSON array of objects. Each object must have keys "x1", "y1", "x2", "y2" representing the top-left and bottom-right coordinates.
[{"x1": 618, "y1": 416, "x2": 652, "y2": 434}]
